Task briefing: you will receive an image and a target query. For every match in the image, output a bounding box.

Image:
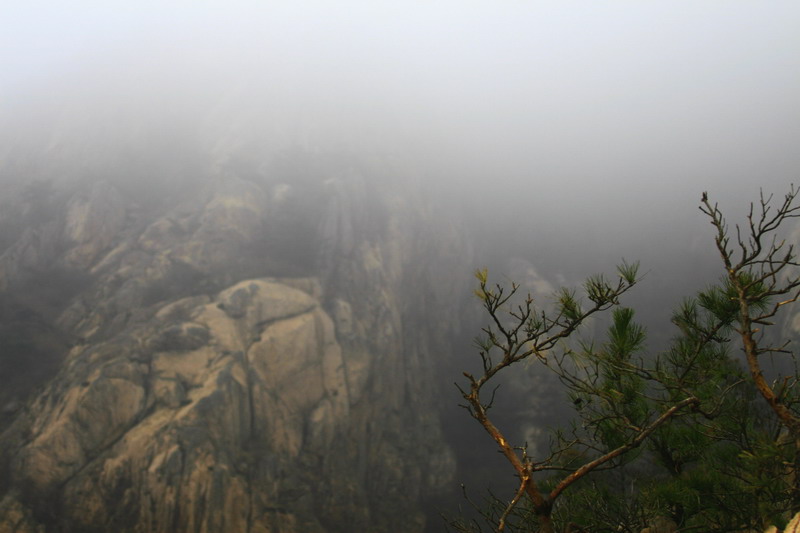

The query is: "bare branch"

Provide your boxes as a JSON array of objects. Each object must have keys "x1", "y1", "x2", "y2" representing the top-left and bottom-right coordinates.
[{"x1": 497, "y1": 472, "x2": 530, "y2": 532}]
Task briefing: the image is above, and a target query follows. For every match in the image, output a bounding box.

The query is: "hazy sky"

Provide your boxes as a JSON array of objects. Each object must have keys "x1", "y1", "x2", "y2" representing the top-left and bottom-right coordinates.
[{"x1": 2, "y1": 1, "x2": 800, "y2": 264}]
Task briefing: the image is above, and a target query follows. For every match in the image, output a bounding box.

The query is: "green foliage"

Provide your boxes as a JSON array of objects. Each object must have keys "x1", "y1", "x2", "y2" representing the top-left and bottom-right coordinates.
[
  {"x1": 557, "y1": 287, "x2": 582, "y2": 321},
  {"x1": 451, "y1": 187, "x2": 800, "y2": 533},
  {"x1": 617, "y1": 259, "x2": 640, "y2": 286}
]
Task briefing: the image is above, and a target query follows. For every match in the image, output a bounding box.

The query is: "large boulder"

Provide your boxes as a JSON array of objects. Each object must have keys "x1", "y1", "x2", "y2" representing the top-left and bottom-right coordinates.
[{"x1": 0, "y1": 156, "x2": 470, "y2": 532}]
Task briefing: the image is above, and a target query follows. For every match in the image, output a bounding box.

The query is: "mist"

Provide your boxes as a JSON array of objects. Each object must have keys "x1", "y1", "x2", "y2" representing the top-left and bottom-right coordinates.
[
  {"x1": 5, "y1": 2, "x2": 799, "y2": 209},
  {"x1": 5, "y1": 0, "x2": 799, "y2": 420},
  {"x1": 2, "y1": 2, "x2": 800, "y2": 531}
]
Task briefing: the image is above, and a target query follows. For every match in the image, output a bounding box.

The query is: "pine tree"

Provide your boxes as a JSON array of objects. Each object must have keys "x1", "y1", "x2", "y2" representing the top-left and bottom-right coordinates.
[{"x1": 450, "y1": 187, "x2": 800, "y2": 532}]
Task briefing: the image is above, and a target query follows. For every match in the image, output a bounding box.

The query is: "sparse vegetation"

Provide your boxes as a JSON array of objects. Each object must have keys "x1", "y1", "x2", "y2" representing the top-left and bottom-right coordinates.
[{"x1": 451, "y1": 187, "x2": 800, "y2": 532}]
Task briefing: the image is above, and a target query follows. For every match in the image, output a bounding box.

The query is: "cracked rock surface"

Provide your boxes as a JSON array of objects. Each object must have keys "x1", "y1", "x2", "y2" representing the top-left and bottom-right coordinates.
[{"x1": 0, "y1": 160, "x2": 468, "y2": 532}]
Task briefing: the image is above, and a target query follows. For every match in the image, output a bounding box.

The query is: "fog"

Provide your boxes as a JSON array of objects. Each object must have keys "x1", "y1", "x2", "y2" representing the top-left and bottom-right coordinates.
[
  {"x1": 6, "y1": 1, "x2": 798, "y2": 320},
  {"x1": 2, "y1": 3, "x2": 800, "y2": 529},
  {"x1": 5, "y1": 5, "x2": 799, "y2": 180},
  {"x1": 0, "y1": 2, "x2": 797, "y2": 337}
]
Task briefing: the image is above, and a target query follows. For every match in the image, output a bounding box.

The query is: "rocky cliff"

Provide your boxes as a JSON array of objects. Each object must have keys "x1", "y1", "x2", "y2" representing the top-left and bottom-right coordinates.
[{"x1": 0, "y1": 153, "x2": 470, "y2": 532}]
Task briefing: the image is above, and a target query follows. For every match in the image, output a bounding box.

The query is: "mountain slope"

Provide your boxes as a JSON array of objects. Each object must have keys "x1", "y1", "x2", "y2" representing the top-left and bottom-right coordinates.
[{"x1": 0, "y1": 155, "x2": 469, "y2": 532}]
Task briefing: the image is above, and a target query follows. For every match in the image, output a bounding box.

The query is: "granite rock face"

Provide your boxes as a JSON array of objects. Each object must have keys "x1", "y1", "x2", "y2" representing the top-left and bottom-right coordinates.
[{"x1": 0, "y1": 158, "x2": 469, "y2": 532}]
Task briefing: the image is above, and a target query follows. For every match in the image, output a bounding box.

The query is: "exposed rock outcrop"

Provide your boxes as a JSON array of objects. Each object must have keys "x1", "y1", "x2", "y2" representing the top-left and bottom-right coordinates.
[{"x1": 0, "y1": 155, "x2": 470, "y2": 532}]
